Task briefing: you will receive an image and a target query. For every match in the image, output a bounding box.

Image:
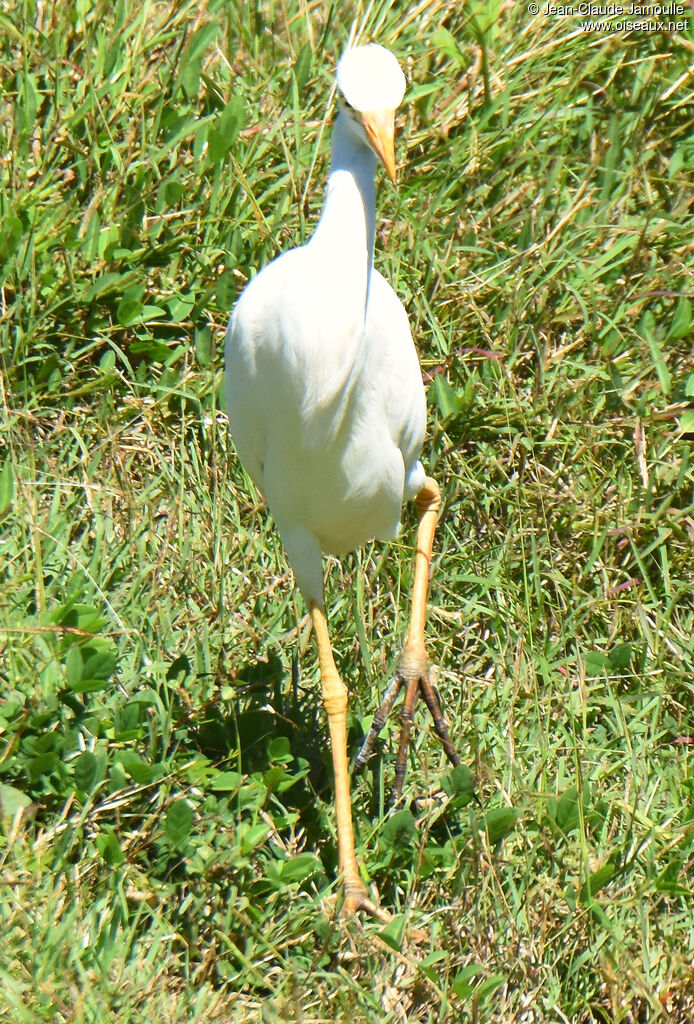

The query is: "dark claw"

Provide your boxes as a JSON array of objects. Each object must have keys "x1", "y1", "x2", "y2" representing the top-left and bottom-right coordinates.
[
  {"x1": 354, "y1": 673, "x2": 404, "y2": 773},
  {"x1": 354, "y1": 661, "x2": 461, "y2": 805}
]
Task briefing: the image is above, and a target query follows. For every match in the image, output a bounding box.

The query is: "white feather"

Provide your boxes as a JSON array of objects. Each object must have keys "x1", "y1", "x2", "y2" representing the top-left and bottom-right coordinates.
[{"x1": 225, "y1": 46, "x2": 425, "y2": 606}]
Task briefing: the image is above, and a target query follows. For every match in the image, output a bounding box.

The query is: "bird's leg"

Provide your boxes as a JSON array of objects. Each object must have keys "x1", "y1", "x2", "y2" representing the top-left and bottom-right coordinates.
[
  {"x1": 309, "y1": 601, "x2": 390, "y2": 922},
  {"x1": 355, "y1": 477, "x2": 461, "y2": 803}
]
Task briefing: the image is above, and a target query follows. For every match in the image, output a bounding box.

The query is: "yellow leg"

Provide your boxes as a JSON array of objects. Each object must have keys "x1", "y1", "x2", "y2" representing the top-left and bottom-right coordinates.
[
  {"x1": 404, "y1": 477, "x2": 442, "y2": 656},
  {"x1": 309, "y1": 601, "x2": 390, "y2": 921},
  {"x1": 355, "y1": 477, "x2": 460, "y2": 801}
]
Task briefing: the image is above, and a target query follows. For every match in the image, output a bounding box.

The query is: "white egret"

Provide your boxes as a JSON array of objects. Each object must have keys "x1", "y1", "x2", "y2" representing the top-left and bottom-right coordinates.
[{"x1": 225, "y1": 43, "x2": 460, "y2": 919}]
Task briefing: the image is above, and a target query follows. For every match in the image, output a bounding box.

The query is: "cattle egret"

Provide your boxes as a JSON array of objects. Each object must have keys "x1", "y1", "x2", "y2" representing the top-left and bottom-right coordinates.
[{"x1": 225, "y1": 43, "x2": 460, "y2": 919}]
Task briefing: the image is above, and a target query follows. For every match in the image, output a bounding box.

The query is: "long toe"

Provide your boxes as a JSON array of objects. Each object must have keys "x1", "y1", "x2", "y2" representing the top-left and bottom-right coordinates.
[
  {"x1": 390, "y1": 643, "x2": 461, "y2": 803},
  {"x1": 354, "y1": 673, "x2": 404, "y2": 773}
]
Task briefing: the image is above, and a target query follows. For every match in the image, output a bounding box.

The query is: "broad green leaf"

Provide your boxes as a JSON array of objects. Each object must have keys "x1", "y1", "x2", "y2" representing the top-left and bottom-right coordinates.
[
  {"x1": 0, "y1": 215, "x2": 23, "y2": 262},
  {"x1": 420, "y1": 948, "x2": 448, "y2": 983},
  {"x1": 166, "y1": 292, "x2": 196, "y2": 322},
  {"x1": 114, "y1": 702, "x2": 146, "y2": 741},
  {"x1": 278, "y1": 853, "x2": 321, "y2": 884},
  {"x1": 451, "y1": 963, "x2": 485, "y2": 998},
  {"x1": 240, "y1": 822, "x2": 270, "y2": 855},
  {"x1": 468, "y1": 0, "x2": 504, "y2": 41},
  {"x1": 432, "y1": 374, "x2": 464, "y2": 421},
  {"x1": 66, "y1": 641, "x2": 117, "y2": 692},
  {"x1": 475, "y1": 974, "x2": 506, "y2": 1002},
  {"x1": 115, "y1": 751, "x2": 159, "y2": 785},
  {"x1": 381, "y1": 808, "x2": 416, "y2": 847},
  {"x1": 655, "y1": 858, "x2": 690, "y2": 896},
  {"x1": 74, "y1": 751, "x2": 100, "y2": 792},
  {"x1": 213, "y1": 771, "x2": 243, "y2": 792},
  {"x1": 179, "y1": 23, "x2": 220, "y2": 98},
  {"x1": 666, "y1": 296, "x2": 692, "y2": 342},
  {"x1": 195, "y1": 326, "x2": 213, "y2": 365},
  {"x1": 441, "y1": 763, "x2": 476, "y2": 801},
  {"x1": 116, "y1": 299, "x2": 165, "y2": 327},
  {"x1": 554, "y1": 784, "x2": 581, "y2": 833},
  {"x1": 0, "y1": 457, "x2": 14, "y2": 518},
  {"x1": 0, "y1": 783, "x2": 33, "y2": 821},
  {"x1": 27, "y1": 753, "x2": 59, "y2": 782},
  {"x1": 207, "y1": 128, "x2": 229, "y2": 163},
  {"x1": 87, "y1": 271, "x2": 138, "y2": 301},
  {"x1": 679, "y1": 410, "x2": 694, "y2": 435},
  {"x1": 166, "y1": 799, "x2": 194, "y2": 846},
  {"x1": 96, "y1": 829, "x2": 125, "y2": 866},
  {"x1": 129, "y1": 339, "x2": 173, "y2": 362},
  {"x1": 267, "y1": 736, "x2": 292, "y2": 763},
  {"x1": 609, "y1": 642, "x2": 633, "y2": 669},
  {"x1": 432, "y1": 28, "x2": 466, "y2": 66},
  {"x1": 485, "y1": 807, "x2": 519, "y2": 844},
  {"x1": 584, "y1": 650, "x2": 610, "y2": 674},
  {"x1": 220, "y1": 94, "x2": 245, "y2": 144},
  {"x1": 50, "y1": 602, "x2": 108, "y2": 634}
]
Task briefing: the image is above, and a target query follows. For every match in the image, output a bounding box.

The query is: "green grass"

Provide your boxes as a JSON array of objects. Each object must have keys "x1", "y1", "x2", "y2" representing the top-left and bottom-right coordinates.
[{"x1": 2, "y1": 0, "x2": 694, "y2": 1020}]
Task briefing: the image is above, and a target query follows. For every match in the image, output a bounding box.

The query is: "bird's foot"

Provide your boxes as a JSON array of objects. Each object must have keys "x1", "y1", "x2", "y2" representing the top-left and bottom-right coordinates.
[
  {"x1": 342, "y1": 874, "x2": 392, "y2": 923},
  {"x1": 354, "y1": 642, "x2": 460, "y2": 804}
]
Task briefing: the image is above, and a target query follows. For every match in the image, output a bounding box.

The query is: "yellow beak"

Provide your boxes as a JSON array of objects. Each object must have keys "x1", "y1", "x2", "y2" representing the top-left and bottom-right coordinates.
[{"x1": 361, "y1": 109, "x2": 397, "y2": 183}]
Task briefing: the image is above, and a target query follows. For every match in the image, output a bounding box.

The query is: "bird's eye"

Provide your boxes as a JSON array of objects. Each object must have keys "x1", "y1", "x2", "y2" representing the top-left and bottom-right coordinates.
[{"x1": 341, "y1": 96, "x2": 355, "y2": 111}]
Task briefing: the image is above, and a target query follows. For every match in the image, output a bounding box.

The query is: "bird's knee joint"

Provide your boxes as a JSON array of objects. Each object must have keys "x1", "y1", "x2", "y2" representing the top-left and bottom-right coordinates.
[
  {"x1": 322, "y1": 672, "x2": 348, "y2": 718},
  {"x1": 415, "y1": 477, "x2": 441, "y2": 515}
]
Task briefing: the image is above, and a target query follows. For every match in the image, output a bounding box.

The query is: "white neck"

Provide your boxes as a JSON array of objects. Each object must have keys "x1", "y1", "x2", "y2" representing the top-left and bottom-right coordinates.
[{"x1": 309, "y1": 111, "x2": 376, "y2": 317}]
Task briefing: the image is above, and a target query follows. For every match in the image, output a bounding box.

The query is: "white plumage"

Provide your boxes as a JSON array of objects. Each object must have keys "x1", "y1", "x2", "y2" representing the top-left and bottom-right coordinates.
[
  {"x1": 226, "y1": 44, "x2": 425, "y2": 607},
  {"x1": 225, "y1": 44, "x2": 458, "y2": 919}
]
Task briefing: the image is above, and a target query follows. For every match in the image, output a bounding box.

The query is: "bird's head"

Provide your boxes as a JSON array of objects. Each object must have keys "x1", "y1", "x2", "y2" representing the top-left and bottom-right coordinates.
[{"x1": 336, "y1": 44, "x2": 406, "y2": 183}]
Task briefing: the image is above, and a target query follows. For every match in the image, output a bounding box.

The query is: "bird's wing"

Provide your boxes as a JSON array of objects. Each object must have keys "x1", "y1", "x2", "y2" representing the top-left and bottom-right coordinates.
[
  {"x1": 225, "y1": 245, "x2": 371, "y2": 483},
  {"x1": 364, "y1": 269, "x2": 427, "y2": 491}
]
